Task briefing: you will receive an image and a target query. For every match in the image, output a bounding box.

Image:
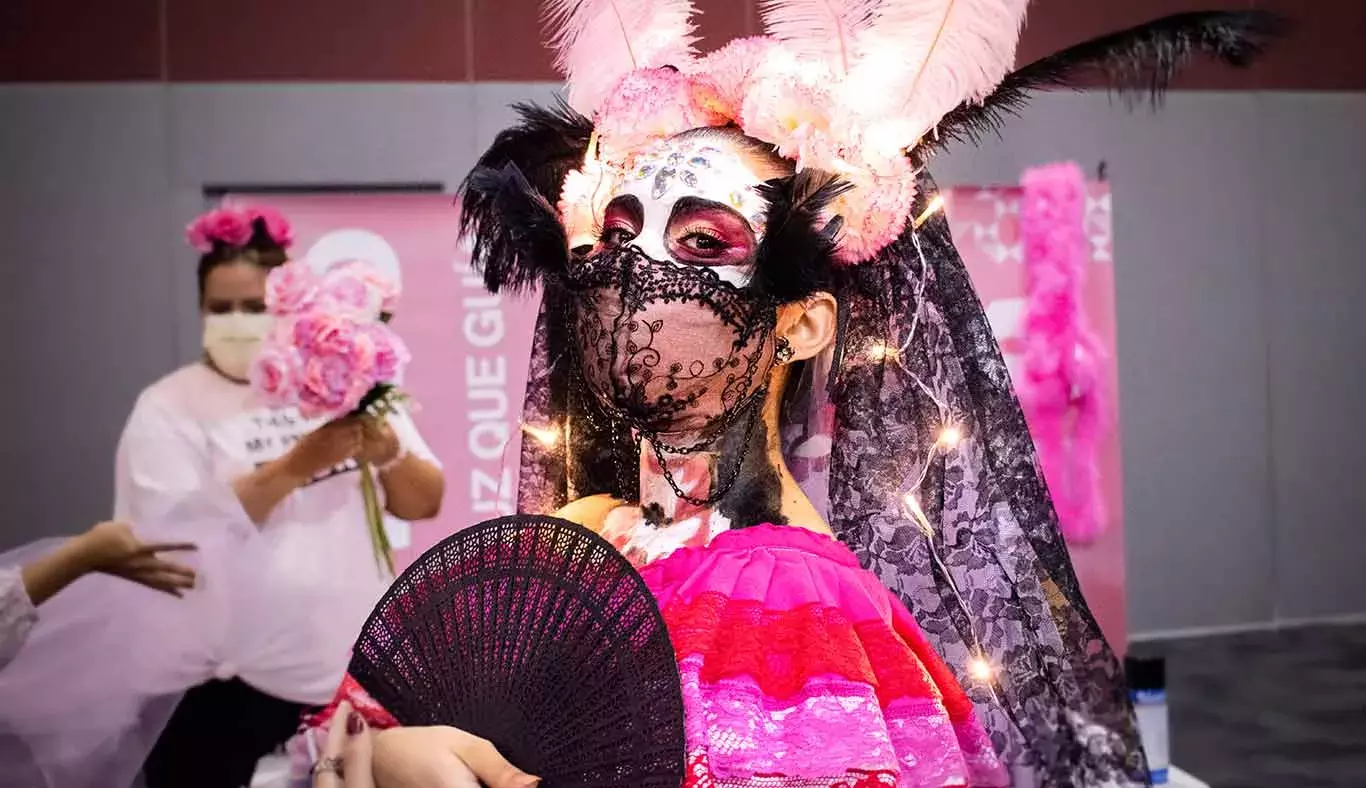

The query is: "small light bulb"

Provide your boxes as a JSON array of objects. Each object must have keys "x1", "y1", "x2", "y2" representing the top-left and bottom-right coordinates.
[
  {"x1": 968, "y1": 656, "x2": 994, "y2": 682},
  {"x1": 521, "y1": 424, "x2": 560, "y2": 448},
  {"x1": 866, "y1": 339, "x2": 899, "y2": 363},
  {"x1": 938, "y1": 425, "x2": 962, "y2": 448},
  {"x1": 913, "y1": 195, "x2": 947, "y2": 229},
  {"x1": 902, "y1": 492, "x2": 933, "y2": 537}
]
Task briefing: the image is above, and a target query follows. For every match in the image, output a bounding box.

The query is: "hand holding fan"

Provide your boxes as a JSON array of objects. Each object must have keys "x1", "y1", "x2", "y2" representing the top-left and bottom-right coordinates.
[{"x1": 347, "y1": 515, "x2": 685, "y2": 788}]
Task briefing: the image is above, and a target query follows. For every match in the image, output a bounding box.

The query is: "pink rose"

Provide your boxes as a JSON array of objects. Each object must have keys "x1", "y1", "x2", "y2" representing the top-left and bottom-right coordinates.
[
  {"x1": 250, "y1": 342, "x2": 302, "y2": 408},
  {"x1": 291, "y1": 312, "x2": 355, "y2": 357},
  {"x1": 324, "y1": 260, "x2": 401, "y2": 316},
  {"x1": 186, "y1": 208, "x2": 253, "y2": 253},
  {"x1": 298, "y1": 354, "x2": 362, "y2": 419},
  {"x1": 287, "y1": 312, "x2": 393, "y2": 418},
  {"x1": 317, "y1": 272, "x2": 380, "y2": 321},
  {"x1": 245, "y1": 206, "x2": 295, "y2": 249},
  {"x1": 249, "y1": 269, "x2": 410, "y2": 419},
  {"x1": 368, "y1": 323, "x2": 411, "y2": 382},
  {"x1": 265, "y1": 262, "x2": 322, "y2": 316}
]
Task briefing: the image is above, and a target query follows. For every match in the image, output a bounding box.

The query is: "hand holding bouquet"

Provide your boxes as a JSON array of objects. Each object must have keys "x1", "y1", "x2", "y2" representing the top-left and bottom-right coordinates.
[{"x1": 251, "y1": 260, "x2": 409, "y2": 575}]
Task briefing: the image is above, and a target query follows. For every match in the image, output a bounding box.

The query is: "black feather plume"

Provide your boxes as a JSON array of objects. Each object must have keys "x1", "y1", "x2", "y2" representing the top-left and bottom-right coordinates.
[
  {"x1": 457, "y1": 98, "x2": 593, "y2": 291},
  {"x1": 463, "y1": 164, "x2": 570, "y2": 294},
  {"x1": 753, "y1": 170, "x2": 852, "y2": 301},
  {"x1": 924, "y1": 11, "x2": 1288, "y2": 157}
]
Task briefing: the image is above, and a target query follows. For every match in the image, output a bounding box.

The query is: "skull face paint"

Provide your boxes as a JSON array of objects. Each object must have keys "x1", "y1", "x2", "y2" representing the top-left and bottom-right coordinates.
[
  {"x1": 606, "y1": 136, "x2": 771, "y2": 285},
  {"x1": 566, "y1": 134, "x2": 781, "y2": 443}
]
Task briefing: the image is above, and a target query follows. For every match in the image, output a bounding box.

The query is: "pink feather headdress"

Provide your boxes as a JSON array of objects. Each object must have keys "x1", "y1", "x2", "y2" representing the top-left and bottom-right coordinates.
[{"x1": 548, "y1": 0, "x2": 1030, "y2": 262}]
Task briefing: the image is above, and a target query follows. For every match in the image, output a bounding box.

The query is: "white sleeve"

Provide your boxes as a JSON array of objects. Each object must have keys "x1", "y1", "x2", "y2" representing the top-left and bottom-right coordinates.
[
  {"x1": 0, "y1": 566, "x2": 37, "y2": 671},
  {"x1": 388, "y1": 403, "x2": 441, "y2": 469},
  {"x1": 114, "y1": 390, "x2": 214, "y2": 524}
]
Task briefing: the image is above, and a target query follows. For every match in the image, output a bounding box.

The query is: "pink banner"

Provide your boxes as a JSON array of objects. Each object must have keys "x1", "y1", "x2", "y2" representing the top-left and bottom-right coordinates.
[
  {"x1": 944, "y1": 182, "x2": 1128, "y2": 651},
  {"x1": 234, "y1": 194, "x2": 538, "y2": 568}
]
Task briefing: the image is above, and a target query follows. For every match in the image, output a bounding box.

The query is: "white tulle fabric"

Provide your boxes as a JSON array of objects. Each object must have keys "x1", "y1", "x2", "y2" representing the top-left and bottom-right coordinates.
[
  {"x1": 0, "y1": 566, "x2": 37, "y2": 671},
  {"x1": 0, "y1": 485, "x2": 307, "y2": 788}
]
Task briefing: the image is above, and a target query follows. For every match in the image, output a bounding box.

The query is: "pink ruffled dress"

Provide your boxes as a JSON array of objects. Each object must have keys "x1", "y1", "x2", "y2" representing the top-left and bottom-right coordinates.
[{"x1": 312, "y1": 525, "x2": 1008, "y2": 787}]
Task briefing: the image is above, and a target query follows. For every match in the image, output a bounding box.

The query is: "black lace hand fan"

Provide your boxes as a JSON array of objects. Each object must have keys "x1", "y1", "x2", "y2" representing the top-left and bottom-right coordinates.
[{"x1": 347, "y1": 514, "x2": 685, "y2": 788}]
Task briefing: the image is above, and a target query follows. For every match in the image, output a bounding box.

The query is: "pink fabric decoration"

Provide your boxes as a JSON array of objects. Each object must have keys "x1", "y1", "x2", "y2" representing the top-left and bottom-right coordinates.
[
  {"x1": 1019, "y1": 162, "x2": 1112, "y2": 544},
  {"x1": 185, "y1": 208, "x2": 253, "y2": 253},
  {"x1": 595, "y1": 69, "x2": 729, "y2": 160},
  {"x1": 641, "y1": 525, "x2": 1009, "y2": 786},
  {"x1": 685, "y1": 37, "x2": 779, "y2": 119}
]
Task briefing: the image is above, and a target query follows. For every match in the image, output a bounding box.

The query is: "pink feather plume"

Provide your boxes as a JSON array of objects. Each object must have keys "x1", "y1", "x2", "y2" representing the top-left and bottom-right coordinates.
[
  {"x1": 844, "y1": 0, "x2": 1029, "y2": 136},
  {"x1": 757, "y1": 0, "x2": 881, "y2": 74},
  {"x1": 1019, "y1": 161, "x2": 1113, "y2": 544},
  {"x1": 544, "y1": 0, "x2": 702, "y2": 116}
]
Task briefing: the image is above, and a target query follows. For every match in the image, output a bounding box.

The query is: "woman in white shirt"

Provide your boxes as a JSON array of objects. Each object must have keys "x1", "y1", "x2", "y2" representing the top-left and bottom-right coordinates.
[{"x1": 121, "y1": 206, "x2": 445, "y2": 788}]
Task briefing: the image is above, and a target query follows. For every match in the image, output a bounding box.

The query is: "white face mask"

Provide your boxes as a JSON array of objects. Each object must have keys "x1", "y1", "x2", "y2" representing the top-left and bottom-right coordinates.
[{"x1": 203, "y1": 312, "x2": 274, "y2": 382}]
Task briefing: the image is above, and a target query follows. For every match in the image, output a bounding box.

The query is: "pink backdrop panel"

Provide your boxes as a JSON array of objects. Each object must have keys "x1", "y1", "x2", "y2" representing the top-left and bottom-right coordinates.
[
  {"x1": 236, "y1": 194, "x2": 539, "y2": 569},
  {"x1": 943, "y1": 182, "x2": 1128, "y2": 652}
]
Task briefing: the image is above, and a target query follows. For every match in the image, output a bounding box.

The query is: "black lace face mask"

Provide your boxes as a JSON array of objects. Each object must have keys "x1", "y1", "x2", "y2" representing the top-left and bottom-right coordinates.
[{"x1": 564, "y1": 244, "x2": 780, "y2": 456}]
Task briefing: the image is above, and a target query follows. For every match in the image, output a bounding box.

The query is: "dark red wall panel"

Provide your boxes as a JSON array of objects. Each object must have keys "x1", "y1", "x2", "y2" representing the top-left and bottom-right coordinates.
[
  {"x1": 1, "y1": 0, "x2": 1362, "y2": 90},
  {"x1": 1252, "y1": 0, "x2": 1366, "y2": 91},
  {"x1": 166, "y1": 0, "x2": 467, "y2": 81},
  {"x1": 1018, "y1": 0, "x2": 1256, "y2": 89},
  {"x1": 0, "y1": 0, "x2": 162, "y2": 82},
  {"x1": 469, "y1": 0, "x2": 550, "y2": 81},
  {"x1": 694, "y1": 0, "x2": 759, "y2": 52},
  {"x1": 1019, "y1": 0, "x2": 1366, "y2": 91}
]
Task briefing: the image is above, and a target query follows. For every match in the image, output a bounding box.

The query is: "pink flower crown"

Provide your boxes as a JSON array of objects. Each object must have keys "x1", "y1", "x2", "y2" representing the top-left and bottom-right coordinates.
[
  {"x1": 185, "y1": 205, "x2": 295, "y2": 254},
  {"x1": 548, "y1": 1, "x2": 1030, "y2": 263}
]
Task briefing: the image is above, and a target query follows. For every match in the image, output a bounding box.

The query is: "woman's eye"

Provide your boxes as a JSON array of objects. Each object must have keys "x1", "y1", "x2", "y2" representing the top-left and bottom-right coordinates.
[
  {"x1": 681, "y1": 232, "x2": 726, "y2": 254},
  {"x1": 600, "y1": 226, "x2": 637, "y2": 246}
]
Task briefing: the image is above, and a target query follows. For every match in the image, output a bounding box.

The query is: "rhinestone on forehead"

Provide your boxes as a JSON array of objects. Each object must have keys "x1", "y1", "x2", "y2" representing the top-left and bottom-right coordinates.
[{"x1": 622, "y1": 138, "x2": 769, "y2": 235}]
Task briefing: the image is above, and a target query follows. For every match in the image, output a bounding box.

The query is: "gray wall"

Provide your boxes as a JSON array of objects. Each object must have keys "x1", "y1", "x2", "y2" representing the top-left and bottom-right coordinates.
[{"x1": 1, "y1": 83, "x2": 1361, "y2": 636}]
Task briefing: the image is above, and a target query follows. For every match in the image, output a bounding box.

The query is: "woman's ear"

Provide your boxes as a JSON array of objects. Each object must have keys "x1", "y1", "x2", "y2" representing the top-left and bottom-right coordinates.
[{"x1": 776, "y1": 292, "x2": 837, "y2": 363}]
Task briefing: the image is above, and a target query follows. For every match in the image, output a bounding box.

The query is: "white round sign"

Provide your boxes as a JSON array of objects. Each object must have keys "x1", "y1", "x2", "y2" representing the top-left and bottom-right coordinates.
[{"x1": 304, "y1": 229, "x2": 402, "y2": 288}]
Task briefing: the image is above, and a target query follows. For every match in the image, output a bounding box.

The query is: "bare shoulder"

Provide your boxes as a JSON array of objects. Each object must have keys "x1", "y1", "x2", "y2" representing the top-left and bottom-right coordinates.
[{"x1": 553, "y1": 494, "x2": 628, "y2": 534}]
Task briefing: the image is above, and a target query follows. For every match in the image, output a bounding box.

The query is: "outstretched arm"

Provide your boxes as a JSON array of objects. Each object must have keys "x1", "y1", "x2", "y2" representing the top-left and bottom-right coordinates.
[
  {"x1": 21, "y1": 521, "x2": 195, "y2": 606},
  {"x1": 2, "y1": 522, "x2": 196, "y2": 670}
]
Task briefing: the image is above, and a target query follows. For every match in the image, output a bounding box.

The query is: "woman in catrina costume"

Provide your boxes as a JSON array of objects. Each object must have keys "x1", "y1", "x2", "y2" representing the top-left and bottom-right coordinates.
[{"x1": 308, "y1": 4, "x2": 1280, "y2": 787}]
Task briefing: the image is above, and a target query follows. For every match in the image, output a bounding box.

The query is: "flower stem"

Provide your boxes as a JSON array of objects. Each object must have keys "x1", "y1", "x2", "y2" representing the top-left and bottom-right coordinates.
[{"x1": 358, "y1": 457, "x2": 395, "y2": 578}]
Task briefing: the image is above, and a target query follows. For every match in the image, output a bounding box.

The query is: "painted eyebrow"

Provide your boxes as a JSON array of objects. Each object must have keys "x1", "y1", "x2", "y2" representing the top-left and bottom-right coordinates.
[
  {"x1": 666, "y1": 196, "x2": 750, "y2": 228},
  {"x1": 604, "y1": 194, "x2": 644, "y2": 224}
]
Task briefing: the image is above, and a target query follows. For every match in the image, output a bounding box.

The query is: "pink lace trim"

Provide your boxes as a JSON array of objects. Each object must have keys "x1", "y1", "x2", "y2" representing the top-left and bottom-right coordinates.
[
  {"x1": 681, "y1": 657, "x2": 1001, "y2": 785},
  {"x1": 686, "y1": 749, "x2": 903, "y2": 787}
]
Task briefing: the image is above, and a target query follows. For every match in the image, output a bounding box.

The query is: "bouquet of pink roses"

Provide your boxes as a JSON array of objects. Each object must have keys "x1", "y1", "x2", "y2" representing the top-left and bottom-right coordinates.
[{"x1": 252, "y1": 259, "x2": 409, "y2": 575}]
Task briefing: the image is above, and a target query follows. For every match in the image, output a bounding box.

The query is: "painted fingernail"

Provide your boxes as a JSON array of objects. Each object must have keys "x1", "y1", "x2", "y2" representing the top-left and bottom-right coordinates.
[{"x1": 346, "y1": 711, "x2": 365, "y2": 736}]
